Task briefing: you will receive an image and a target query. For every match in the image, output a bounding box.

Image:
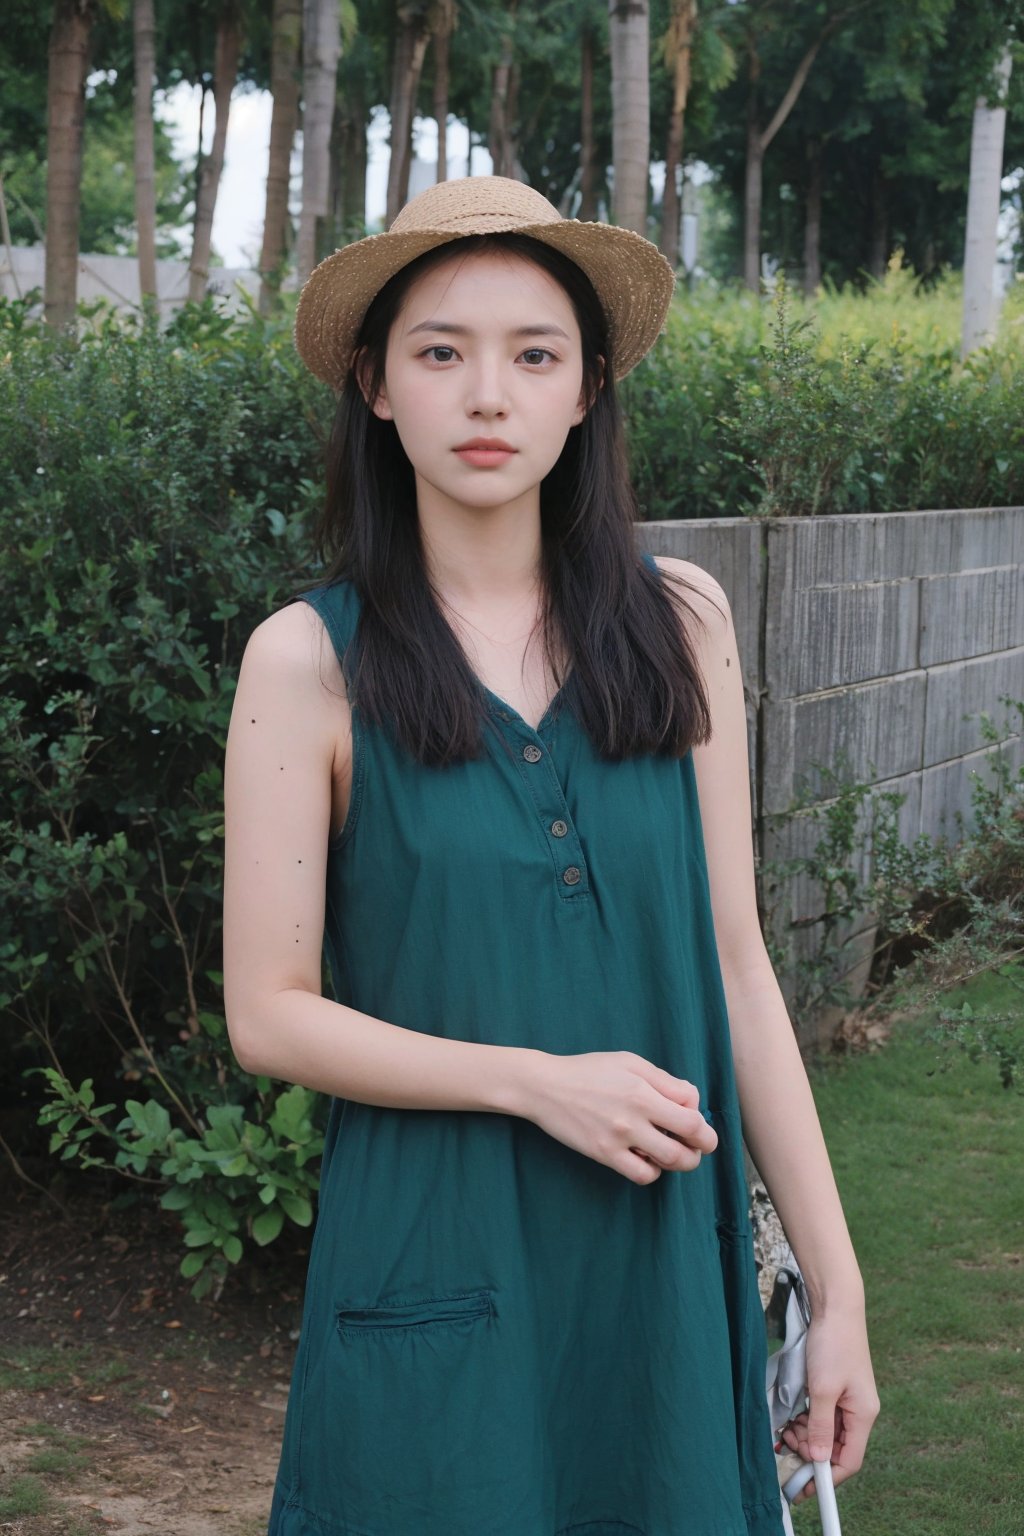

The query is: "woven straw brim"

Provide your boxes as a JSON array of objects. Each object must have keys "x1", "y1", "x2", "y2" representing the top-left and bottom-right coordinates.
[{"x1": 294, "y1": 219, "x2": 676, "y2": 391}]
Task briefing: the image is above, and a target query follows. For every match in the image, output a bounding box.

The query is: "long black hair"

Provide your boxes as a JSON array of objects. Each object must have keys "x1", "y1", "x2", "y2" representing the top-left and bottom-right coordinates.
[{"x1": 294, "y1": 232, "x2": 719, "y2": 767}]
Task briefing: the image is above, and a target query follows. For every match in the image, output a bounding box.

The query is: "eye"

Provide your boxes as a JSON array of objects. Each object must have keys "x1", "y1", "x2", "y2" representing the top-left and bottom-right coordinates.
[
  {"x1": 519, "y1": 347, "x2": 555, "y2": 367},
  {"x1": 421, "y1": 344, "x2": 458, "y2": 364}
]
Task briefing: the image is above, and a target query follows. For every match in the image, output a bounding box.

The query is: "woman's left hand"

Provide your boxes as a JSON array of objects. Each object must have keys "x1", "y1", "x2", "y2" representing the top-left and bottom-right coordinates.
[{"x1": 777, "y1": 1306, "x2": 881, "y2": 1507}]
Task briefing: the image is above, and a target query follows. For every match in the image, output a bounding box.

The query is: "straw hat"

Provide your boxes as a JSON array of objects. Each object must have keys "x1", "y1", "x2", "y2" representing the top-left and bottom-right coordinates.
[{"x1": 294, "y1": 176, "x2": 676, "y2": 391}]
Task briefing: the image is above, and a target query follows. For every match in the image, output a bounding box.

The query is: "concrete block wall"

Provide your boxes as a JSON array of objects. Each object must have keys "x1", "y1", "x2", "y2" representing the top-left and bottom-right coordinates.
[{"x1": 636, "y1": 507, "x2": 1024, "y2": 1048}]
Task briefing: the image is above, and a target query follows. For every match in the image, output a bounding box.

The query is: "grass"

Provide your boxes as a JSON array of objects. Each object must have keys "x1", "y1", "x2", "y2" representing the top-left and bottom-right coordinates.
[
  {"x1": 791, "y1": 964, "x2": 1024, "y2": 1535},
  {"x1": 0, "y1": 1342, "x2": 139, "y2": 1394},
  {"x1": 0, "y1": 1472, "x2": 52, "y2": 1519}
]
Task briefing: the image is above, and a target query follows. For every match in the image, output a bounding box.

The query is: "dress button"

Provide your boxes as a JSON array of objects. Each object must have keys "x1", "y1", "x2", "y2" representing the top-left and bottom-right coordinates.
[
  {"x1": 562, "y1": 865, "x2": 582, "y2": 886},
  {"x1": 551, "y1": 819, "x2": 568, "y2": 838},
  {"x1": 522, "y1": 744, "x2": 543, "y2": 763}
]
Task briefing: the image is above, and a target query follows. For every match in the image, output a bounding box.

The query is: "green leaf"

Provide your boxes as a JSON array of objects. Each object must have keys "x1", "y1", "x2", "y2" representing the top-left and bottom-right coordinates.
[
  {"x1": 222, "y1": 1234, "x2": 243, "y2": 1264},
  {"x1": 183, "y1": 1225, "x2": 218, "y2": 1247},
  {"x1": 180, "y1": 1250, "x2": 207, "y2": 1279},
  {"x1": 278, "y1": 1191, "x2": 313, "y2": 1227},
  {"x1": 160, "y1": 1185, "x2": 194, "y2": 1211},
  {"x1": 252, "y1": 1207, "x2": 284, "y2": 1246}
]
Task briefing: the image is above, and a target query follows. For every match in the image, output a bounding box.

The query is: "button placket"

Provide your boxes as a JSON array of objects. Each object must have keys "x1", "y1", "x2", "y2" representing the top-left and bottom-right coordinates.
[{"x1": 496, "y1": 712, "x2": 590, "y2": 901}]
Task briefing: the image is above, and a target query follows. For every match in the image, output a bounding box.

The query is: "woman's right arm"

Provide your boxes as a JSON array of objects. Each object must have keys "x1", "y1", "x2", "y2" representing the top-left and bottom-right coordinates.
[
  {"x1": 222, "y1": 601, "x2": 716, "y2": 1184},
  {"x1": 223, "y1": 599, "x2": 535, "y2": 1112}
]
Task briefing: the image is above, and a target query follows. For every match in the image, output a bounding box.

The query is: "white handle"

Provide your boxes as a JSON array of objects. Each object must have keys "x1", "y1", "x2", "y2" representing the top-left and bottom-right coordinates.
[{"x1": 781, "y1": 1459, "x2": 842, "y2": 1536}]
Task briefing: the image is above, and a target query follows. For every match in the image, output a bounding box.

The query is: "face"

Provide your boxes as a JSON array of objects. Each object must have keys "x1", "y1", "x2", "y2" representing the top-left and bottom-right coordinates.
[{"x1": 364, "y1": 248, "x2": 592, "y2": 515}]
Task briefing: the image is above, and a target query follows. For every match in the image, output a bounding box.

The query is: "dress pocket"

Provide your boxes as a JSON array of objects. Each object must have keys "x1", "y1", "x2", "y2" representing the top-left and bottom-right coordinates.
[
  {"x1": 335, "y1": 1288, "x2": 493, "y2": 1335},
  {"x1": 295, "y1": 1284, "x2": 533, "y2": 1533}
]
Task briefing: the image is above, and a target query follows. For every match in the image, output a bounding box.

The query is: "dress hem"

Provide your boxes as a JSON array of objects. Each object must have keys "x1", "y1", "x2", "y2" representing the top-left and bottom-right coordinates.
[{"x1": 268, "y1": 1489, "x2": 784, "y2": 1536}]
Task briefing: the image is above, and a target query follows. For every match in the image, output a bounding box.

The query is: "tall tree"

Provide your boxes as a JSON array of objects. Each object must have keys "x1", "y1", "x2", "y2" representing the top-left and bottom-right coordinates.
[
  {"x1": 659, "y1": 0, "x2": 695, "y2": 264},
  {"x1": 132, "y1": 0, "x2": 157, "y2": 299},
  {"x1": 579, "y1": 16, "x2": 597, "y2": 217},
  {"x1": 187, "y1": 0, "x2": 243, "y2": 301},
  {"x1": 296, "y1": 0, "x2": 342, "y2": 281},
  {"x1": 44, "y1": 0, "x2": 99, "y2": 329},
  {"x1": 488, "y1": 0, "x2": 519, "y2": 178},
  {"x1": 738, "y1": 5, "x2": 859, "y2": 291},
  {"x1": 962, "y1": 46, "x2": 1014, "y2": 355},
  {"x1": 258, "y1": 0, "x2": 302, "y2": 310},
  {"x1": 386, "y1": 1, "x2": 431, "y2": 223},
  {"x1": 608, "y1": 0, "x2": 650, "y2": 234},
  {"x1": 432, "y1": 0, "x2": 457, "y2": 180}
]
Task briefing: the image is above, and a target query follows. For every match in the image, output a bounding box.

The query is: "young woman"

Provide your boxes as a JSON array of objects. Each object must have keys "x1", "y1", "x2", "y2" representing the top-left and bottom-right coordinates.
[{"x1": 223, "y1": 177, "x2": 878, "y2": 1536}]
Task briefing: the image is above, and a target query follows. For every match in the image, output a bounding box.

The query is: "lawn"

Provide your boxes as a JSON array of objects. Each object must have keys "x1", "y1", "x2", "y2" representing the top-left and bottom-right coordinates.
[{"x1": 792, "y1": 962, "x2": 1024, "y2": 1535}]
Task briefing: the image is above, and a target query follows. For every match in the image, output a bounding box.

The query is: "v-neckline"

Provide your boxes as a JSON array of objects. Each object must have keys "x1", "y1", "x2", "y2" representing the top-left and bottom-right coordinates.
[{"x1": 477, "y1": 673, "x2": 573, "y2": 736}]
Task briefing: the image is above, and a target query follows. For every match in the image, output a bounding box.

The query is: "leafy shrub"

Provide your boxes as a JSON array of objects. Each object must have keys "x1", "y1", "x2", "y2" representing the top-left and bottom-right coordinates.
[
  {"x1": 762, "y1": 697, "x2": 1024, "y2": 1071},
  {"x1": 627, "y1": 260, "x2": 1024, "y2": 520},
  {"x1": 0, "y1": 290, "x2": 332, "y2": 1295}
]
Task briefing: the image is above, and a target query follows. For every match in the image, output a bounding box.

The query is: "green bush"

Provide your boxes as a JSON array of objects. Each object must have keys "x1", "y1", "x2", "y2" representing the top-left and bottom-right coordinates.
[
  {"x1": 623, "y1": 263, "x2": 1024, "y2": 519},
  {"x1": 762, "y1": 697, "x2": 1024, "y2": 1067},
  {"x1": 0, "y1": 290, "x2": 331, "y2": 1296}
]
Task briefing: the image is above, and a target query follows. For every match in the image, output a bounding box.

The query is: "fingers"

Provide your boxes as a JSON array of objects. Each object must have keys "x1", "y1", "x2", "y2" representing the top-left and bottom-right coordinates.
[{"x1": 807, "y1": 1395, "x2": 840, "y2": 1464}]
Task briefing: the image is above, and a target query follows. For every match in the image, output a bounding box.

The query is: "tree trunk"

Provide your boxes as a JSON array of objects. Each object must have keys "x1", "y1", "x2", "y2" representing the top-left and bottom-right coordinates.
[
  {"x1": 743, "y1": 56, "x2": 762, "y2": 291},
  {"x1": 488, "y1": 2, "x2": 519, "y2": 180},
  {"x1": 579, "y1": 23, "x2": 596, "y2": 219},
  {"x1": 386, "y1": 6, "x2": 431, "y2": 224},
  {"x1": 432, "y1": 0, "x2": 456, "y2": 182},
  {"x1": 188, "y1": 1, "x2": 243, "y2": 302},
  {"x1": 608, "y1": 0, "x2": 650, "y2": 235},
  {"x1": 867, "y1": 165, "x2": 887, "y2": 281},
  {"x1": 659, "y1": 0, "x2": 695, "y2": 266},
  {"x1": 296, "y1": 0, "x2": 342, "y2": 283},
  {"x1": 803, "y1": 137, "x2": 822, "y2": 296},
  {"x1": 331, "y1": 80, "x2": 367, "y2": 244},
  {"x1": 259, "y1": 0, "x2": 302, "y2": 313},
  {"x1": 133, "y1": 0, "x2": 158, "y2": 301},
  {"x1": 44, "y1": 0, "x2": 96, "y2": 330},
  {"x1": 961, "y1": 47, "x2": 1013, "y2": 358}
]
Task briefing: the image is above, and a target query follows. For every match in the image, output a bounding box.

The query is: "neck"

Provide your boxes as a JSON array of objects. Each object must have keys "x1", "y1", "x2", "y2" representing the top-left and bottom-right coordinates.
[{"x1": 415, "y1": 473, "x2": 544, "y2": 610}]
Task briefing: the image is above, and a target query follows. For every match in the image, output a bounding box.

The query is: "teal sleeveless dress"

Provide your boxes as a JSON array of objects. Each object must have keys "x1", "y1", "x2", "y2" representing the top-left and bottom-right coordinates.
[{"x1": 267, "y1": 555, "x2": 785, "y2": 1536}]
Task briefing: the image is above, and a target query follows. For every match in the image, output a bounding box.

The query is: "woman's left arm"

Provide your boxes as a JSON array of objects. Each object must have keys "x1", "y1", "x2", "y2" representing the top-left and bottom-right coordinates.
[{"x1": 654, "y1": 555, "x2": 881, "y2": 1499}]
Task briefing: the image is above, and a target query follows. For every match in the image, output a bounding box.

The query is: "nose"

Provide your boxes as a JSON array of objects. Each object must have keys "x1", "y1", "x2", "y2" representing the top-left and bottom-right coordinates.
[{"x1": 464, "y1": 353, "x2": 509, "y2": 420}]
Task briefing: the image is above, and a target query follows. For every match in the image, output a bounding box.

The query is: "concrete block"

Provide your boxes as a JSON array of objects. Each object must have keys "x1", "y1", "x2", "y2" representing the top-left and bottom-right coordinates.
[
  {"x1": 919, "y1": 735, "x2": 1024, "y2": 841},
  {"x1": 763, "y1": 672, "x2": 927, "y2": 813},
  {"x1": 923, "y1": 649, "x2": 1024, "y2": 764},
  {"x1": 768, "y1": 578, "x2": 919, "y2": 697},
  {"x1": 919, "y1": 567, "x2": 1023, "y2": 666}
]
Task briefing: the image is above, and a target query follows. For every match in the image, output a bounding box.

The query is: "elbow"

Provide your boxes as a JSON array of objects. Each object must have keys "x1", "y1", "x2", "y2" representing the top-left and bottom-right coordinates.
[{"x1": 225, "y1": 1011, "x2": 269, "y2": 1078}]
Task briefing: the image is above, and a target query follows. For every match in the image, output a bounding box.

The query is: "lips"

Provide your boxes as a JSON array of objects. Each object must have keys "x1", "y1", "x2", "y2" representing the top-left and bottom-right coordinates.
[{"x1": 453, "y1": 437, "x2": 517, "y2": 468}]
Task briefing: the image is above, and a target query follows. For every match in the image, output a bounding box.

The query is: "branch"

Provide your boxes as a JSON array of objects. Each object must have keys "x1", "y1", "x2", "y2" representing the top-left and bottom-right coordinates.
[
  {"x1": 759, "y1": 2, "x2": 874, "y2": 154},
  {"x1": 0, "y1": 1130, "x2": 70, "y2": 1218}
]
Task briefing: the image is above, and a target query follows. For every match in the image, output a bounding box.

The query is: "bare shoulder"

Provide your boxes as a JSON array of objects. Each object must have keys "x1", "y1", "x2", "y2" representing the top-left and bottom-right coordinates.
[
  {"x1": 241, "y1": 595, "x2": 350, "y2": 703},
  {"x1": 649, "y1": 553, "x2": 730, "y2": 642}
]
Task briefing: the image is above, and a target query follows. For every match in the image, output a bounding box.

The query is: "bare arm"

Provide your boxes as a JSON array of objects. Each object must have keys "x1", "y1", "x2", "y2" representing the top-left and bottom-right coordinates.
[
  {"x1": 222, "y1": 599, "x2": 534, "y2": 1113},
  {"x1": 655, "y1": 554, "x2": 880, "y2": 1488},
  {"x1": 222, "y1": 598, "x2": 716, "y2": 1184}
]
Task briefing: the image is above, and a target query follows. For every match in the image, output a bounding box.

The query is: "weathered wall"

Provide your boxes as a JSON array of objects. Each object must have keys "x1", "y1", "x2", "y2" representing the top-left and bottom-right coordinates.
[
  {"x1": 637, "y1": 507, "x2": 1024, "y2": 1048},
  {"x1": 1, "y1": 244, "x2": 261, "y2": 318}
]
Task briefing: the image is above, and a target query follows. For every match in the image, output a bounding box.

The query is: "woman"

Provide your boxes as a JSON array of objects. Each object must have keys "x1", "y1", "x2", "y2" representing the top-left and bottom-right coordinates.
[{"x1": 223, "y1": 176, "x2": 878, "y2": 1536}]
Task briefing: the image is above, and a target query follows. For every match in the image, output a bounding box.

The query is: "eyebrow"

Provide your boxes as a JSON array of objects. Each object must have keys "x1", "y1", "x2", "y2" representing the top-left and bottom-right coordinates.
[{"x1": 405, "y1": 320, "x2": 571, "y2": 341}]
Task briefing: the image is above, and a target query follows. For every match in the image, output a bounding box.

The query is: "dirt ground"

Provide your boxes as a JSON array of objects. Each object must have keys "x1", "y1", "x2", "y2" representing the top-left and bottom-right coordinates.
[{"x1": 0, "y1": 1181, "x2": 309, "y2": 1536}]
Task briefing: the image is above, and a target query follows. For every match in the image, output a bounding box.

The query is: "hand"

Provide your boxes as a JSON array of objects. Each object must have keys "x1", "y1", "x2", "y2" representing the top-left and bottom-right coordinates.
[
  {"x1": 524, "y1": 1049, "x2": 718, "y2": 1185},
  {"x1": 778, "y1": 1307, "x2": 880, "y2": 1507}
]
